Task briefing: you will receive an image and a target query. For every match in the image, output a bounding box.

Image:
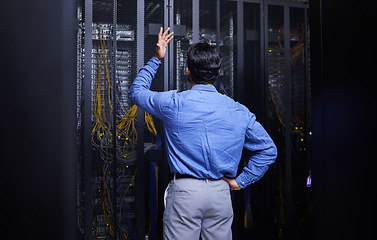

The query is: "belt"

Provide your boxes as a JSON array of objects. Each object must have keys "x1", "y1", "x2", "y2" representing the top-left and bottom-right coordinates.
[
  {"x1": 175, "y1": 173, "x2": 197, "y2": 179},
  {"x1": 174, "y1": 173, "x2": 220, "y2": 181}
]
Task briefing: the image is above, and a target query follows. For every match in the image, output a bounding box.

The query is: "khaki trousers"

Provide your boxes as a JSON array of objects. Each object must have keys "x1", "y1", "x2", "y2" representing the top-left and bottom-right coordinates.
[{"x1": 163, "y1": 176, "x2": 233, "y2": 240}]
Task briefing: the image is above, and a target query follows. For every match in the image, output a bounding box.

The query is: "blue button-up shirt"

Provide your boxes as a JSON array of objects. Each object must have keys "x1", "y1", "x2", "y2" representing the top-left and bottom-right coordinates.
[{"x1": 129, "y1": 57, "x2": 277, "y2": 188}]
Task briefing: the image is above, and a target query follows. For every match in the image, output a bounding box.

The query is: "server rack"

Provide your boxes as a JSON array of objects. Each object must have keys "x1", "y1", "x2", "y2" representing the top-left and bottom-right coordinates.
[
  {"x1": 77, "y1": 1, "x2": 145, "y2": 239},
  {"x1": 77, "y1": 1, "x2": 310, "y2": 239}
]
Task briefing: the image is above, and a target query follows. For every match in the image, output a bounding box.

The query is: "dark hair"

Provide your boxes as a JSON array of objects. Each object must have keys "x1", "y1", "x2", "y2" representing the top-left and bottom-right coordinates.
[{"x1": 187, "y1": 42, "x2": 222, "y2": 84}]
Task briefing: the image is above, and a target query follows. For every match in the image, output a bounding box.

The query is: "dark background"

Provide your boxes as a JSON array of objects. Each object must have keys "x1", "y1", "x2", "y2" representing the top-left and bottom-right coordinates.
[
  {"x1": 0, "y1": 1, "x2": 77, "y2": 238},
  {"x1": 310, "y1": 0, "x2": 376, "y2": 239}
]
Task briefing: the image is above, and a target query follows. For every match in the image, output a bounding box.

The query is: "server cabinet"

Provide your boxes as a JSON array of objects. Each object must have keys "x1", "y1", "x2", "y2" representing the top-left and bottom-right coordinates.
[
  {"x1": 76, "y1": 1, "x2": 310, "y2": 239},
  {"x1": 77, "y1": 1, "x2": 143, "y2": 239},
  {"x1": 264, "y1": 2, "x2": 310, "y2": 240}
]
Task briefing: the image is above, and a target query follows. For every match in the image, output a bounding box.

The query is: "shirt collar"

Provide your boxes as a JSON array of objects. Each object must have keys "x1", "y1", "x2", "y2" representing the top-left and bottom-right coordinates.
[{"x1": 191, "y1": 84, "x2": 218, "y2": 92}]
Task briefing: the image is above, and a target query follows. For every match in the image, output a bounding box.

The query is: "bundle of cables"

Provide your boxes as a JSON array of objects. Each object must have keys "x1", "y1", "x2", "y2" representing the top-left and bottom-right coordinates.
[
  {"x1": 92, "y1": 25, "x2": 158, "y2": 239},
  {"x1": 268, "y1": 22, "x2": 307, "y2": 133}
]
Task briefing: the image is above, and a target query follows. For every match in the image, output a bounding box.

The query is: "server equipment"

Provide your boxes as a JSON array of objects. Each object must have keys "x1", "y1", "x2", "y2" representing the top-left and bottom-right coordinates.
[{"x1": 76, "y1": 1, "x2": 310, "y2": 239}]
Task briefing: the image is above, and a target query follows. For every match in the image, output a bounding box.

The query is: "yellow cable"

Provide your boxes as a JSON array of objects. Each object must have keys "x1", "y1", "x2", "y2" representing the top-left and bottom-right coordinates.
[
  {"x1": 92, "y1": 25, "x2": 159, "y2": 239},
  {"x1": 119, "y1": 169, "x2": 138, "y2": 224}
]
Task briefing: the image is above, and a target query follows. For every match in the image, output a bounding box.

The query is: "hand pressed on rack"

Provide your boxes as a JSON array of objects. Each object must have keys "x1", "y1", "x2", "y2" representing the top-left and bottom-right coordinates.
[{"x1": 154, "y1": 27, "x2": 174, "y2": 62}]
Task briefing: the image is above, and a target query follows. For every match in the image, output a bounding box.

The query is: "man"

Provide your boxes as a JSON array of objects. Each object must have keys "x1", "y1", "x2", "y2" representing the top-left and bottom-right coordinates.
[{"x1": 128, "y1": 27, "x2": 277, "y2": 240}]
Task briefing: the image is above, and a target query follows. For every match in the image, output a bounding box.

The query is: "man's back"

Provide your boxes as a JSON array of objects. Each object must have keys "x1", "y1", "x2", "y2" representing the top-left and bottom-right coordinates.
[
  {"x1": 161, "y1": 84, "x2": 250, "y2": 179},
  {"x1": 129, "y1": 56, "x2": 277, "y2": 188}
]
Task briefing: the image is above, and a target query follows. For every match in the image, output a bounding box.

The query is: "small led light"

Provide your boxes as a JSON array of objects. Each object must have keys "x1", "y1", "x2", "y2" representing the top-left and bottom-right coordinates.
[{"x1": 306, "y1": 175, "x2": 312, "y2": 187}]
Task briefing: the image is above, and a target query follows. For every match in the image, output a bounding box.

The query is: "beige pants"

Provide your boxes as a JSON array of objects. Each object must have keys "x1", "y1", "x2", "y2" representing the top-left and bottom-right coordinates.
[{"x1": 163, "y1": 176, "x2": 233, "y2": 240}]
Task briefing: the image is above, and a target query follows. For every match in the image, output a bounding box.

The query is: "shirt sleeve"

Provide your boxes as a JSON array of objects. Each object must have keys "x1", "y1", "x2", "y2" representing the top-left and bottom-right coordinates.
[
  {"x1": 235, "y1": 113, "x2": 278, "y2": 188},
  {"x1": 128, "y1": 57, "x2": 171, "y2": 119}
]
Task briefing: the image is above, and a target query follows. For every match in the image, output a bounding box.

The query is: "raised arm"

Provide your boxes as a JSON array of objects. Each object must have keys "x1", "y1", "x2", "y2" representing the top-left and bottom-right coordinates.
[{"x1": 128, "y1": 27, "x2": 174, "y2": 117}]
